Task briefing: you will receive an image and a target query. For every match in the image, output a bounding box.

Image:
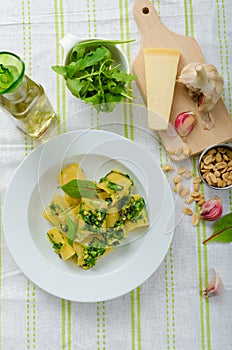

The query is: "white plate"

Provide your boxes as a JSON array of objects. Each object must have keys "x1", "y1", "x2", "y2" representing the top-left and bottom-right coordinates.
[{"x1": 3, "y1": 130, "x2": 175, "y2": 302}]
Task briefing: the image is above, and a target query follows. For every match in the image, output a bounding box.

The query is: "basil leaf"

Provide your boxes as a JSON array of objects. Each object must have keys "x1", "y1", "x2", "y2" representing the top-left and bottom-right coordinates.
[
  {"x1": 60, "y1": 179, "x2": 99, "y2": 198},
  {"x1": 65, "y1": 214, "x2": 77, "y2": 245},
  {"x1": 203, "y1": 212, "x2": 232, "y2": 244}
]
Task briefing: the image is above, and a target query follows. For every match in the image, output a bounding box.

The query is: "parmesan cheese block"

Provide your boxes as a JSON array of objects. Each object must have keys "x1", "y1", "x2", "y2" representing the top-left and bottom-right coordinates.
[{"x1": 144, "y1": 48, "x2": 180, "y2": 130}]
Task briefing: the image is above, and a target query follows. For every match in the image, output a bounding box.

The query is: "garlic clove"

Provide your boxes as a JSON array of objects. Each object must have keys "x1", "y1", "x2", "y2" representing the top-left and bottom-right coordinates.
[
  {"x1": 203, "y1": 269, "x2": 223, "y2": 298},
  {"x1": 201, "y1": 112, "x2": 215, "y2": 130},
  {"x1": 175, "y1": 111, "x2": 196, "y2": 138},
  {"x1": 199, "y1": 196, "x2": 222, "y2": 221}
]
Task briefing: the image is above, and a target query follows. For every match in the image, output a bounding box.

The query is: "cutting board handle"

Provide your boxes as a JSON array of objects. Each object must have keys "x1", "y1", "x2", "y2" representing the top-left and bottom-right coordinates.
[
  {"x1": 133, "y1": 0, "x2": 171, "y2": 42},
  {"x1": 133, "y1": 0, "x2": 200, "y2": 50}
]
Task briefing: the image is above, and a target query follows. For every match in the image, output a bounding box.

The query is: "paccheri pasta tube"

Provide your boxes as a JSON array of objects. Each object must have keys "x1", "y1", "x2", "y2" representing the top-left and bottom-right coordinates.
[{"x1": 43, "y1": 163, "x2": 149, "y2": 269}]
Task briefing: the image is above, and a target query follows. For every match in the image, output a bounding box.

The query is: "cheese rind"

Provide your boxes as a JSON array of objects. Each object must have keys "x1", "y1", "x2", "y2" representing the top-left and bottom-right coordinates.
[{"x1": 144, "y1": 48, "x2": 180, "y2": 130}]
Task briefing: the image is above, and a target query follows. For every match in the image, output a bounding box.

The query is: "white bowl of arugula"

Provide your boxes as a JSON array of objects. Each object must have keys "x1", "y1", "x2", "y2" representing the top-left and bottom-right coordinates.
[{"x1": 52, "y1": 34, "x2": 136, "y2": 112}]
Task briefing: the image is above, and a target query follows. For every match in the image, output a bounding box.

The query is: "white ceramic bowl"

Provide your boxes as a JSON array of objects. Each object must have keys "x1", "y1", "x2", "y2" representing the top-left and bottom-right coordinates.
[{"x1": 60, "y1": 33, "x2": 130, "y2": 73}]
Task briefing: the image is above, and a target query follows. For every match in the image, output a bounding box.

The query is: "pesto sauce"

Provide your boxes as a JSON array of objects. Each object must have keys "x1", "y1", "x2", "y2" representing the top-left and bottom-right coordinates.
[
  {"x1": 105, "y1": 196, "x2": 113, "y2": 204},
  {"x1": 120, "y1": 197, "x2": 145, "y2": 222},
  {"x1": 60, "y1": 224, "x2": 68, "y2": 232},
  {"x1": 50, "y1": 203, "x2": 58, "y2": 214},
  {"x1": 130, "y1": 213, "x2": 144, "y2": 223},
  {"x1": 99, "y1": 177, "x2": 123, "y2": 192},
  {"x1": 99, "y1": 170, "x2": 133, "y2": 193},
  {"x1": 118, "y1": 195, "x2": 131, "y2": 210},
  {"x1": 79, "y1": 206, "x2": 106, "y2": 228},
  {"x1": 50, "y1": 203, "x2": 67, "y2": 217},
  {"x1": 105, "y1": 226, "x2": 125, "y2": 246},
  {"x1": 47, "y1": 233, "x2": 63, "y2": 253},
  {"x1": 82, "y1": 244, "x2": 106, "y2": 268},
  {"x1": 102, "y1": 170, "x2": 133, "y2": 181}
]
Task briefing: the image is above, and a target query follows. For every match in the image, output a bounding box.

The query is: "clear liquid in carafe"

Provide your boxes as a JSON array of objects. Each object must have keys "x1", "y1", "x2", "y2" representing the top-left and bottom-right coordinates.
[{"x1": 0, "y1": 75, "x2": 56, "y2": 138}]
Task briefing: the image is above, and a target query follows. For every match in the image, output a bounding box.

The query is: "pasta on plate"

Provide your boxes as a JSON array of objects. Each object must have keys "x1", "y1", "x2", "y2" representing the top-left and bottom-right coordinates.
[{"x1": 43, "y1": 163, "x2": 149, "y2": 269}]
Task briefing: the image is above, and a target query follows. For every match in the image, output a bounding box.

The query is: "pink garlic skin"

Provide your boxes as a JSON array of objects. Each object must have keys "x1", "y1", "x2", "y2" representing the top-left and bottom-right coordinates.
[
  {"x1": 199, "y1": 197, "x2": 222, "y2": 221},
  {"x1": 175, "y1": 111, "x2": 196, "y2": 138},
  {"x1": 203, "y1": 270, "x2": 223, "y2": 298}
]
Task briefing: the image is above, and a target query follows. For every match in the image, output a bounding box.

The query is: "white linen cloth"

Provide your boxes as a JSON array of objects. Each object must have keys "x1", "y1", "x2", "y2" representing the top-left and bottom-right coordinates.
[{"x1": 0, "y1": 0, "x2": 232, "y2": 349}]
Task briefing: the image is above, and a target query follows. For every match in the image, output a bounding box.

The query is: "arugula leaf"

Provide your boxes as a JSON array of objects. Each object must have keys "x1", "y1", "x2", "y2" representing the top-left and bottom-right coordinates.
[
  {"x1": 73, "y1": 46, "x2": 109, "y2": 71},
  {"x1": 59, "y1": 179, "x2": 100, "y2": 198},
  {"x1": 51, "y1": 40, "x2": 136, "y2": 112},
  {"x1": 50, "y1": 65, "x2": 67, "y2": 77},
  {"x1": 52, "y1": 63, "x2": 78, "y2": 79},
  {"x1": 70, "y1": 45, "x2": 86, "y2": 62},
  {"x1": 70, "y1": 39, "x2": 135, "y2": 52},
  {"x1": 107, "y1": 69, "x2": 136, "y2": 82},
  {"x1": 103, "y1": 93, "x2": 122, "y2": 112},
  {"x1": 203, "y1": 212, "x2": 232, "y2": 244},
  {"x1": 84, "y1": 93, "x2": 101, "y2": 111},
  {"x1": 66, "y1": 78, "x2": 91, "y2": 99}
]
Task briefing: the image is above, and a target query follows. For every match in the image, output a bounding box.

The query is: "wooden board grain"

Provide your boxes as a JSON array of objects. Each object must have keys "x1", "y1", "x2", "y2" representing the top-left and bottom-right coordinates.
[{"x1": 132, "y1": 0, "x2": 232, "y2": 160}]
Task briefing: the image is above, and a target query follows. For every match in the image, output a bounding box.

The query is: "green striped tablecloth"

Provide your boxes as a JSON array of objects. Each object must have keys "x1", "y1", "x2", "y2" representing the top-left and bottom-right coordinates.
[{"x1": 1, "y1": 0, "x2": 232, "y2": 349}]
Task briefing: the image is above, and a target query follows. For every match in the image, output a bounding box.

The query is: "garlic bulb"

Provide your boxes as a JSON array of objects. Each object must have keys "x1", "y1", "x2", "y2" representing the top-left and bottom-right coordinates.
[{"x1": 177, "y1": 62, "x2": 224, "y2": 112}]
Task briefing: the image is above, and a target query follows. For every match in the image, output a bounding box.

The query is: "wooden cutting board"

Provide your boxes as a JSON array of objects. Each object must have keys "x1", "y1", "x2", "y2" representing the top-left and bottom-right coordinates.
[{"x1": 132, "y1": 0, "x2": 232, "y2": 160}]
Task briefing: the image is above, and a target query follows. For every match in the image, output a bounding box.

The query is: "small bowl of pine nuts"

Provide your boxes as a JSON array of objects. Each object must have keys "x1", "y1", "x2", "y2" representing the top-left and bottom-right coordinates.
[{"x1": 198, "y1": 143, "x2": 232, "y2": 190}]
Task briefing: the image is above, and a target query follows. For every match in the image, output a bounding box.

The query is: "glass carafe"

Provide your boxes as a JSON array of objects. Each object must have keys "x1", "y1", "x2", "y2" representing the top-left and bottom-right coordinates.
[{"x1": 0, "y1": 52, "x2": 56, "y2": 138}]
